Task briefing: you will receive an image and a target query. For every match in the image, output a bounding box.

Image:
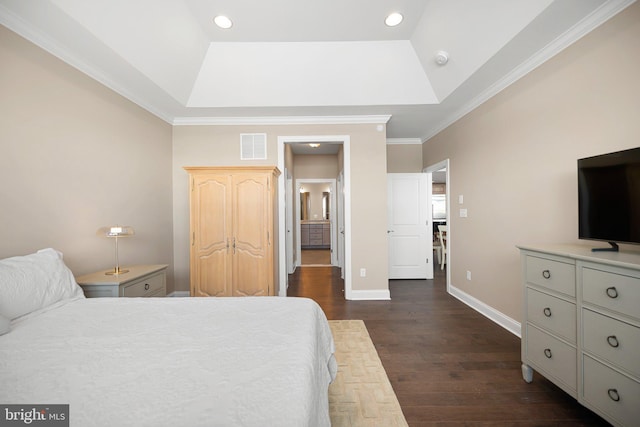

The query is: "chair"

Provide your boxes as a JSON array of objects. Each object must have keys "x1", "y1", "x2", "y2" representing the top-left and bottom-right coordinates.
[
  {"x1": 438, "y1": 225, "x2": 447, "y2": 270},
  {"x1": 433, "y1": 233, "x2": 442, "y2": 265}
]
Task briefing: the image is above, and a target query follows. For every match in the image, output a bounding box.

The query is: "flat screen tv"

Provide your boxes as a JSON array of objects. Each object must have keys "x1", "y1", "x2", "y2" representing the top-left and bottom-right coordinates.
[{"x1": 578, "y1": 146, "x2": 640, "y2": 251}]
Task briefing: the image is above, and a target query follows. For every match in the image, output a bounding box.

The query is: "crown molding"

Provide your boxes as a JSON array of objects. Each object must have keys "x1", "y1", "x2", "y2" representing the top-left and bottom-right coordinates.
[
  {"x1": 386, "y1": 138, "x2": 423, "y2": 145},
  {"x1": 172, "y1": 115, "x2": 392, "y2": 126},
  {"x1": 421, "y1": 0, "x2": 636, "y2": 142}
]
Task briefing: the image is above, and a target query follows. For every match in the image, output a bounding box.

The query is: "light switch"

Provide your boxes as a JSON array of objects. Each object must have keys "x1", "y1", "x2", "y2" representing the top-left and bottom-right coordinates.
[{"x1": 459, "y1": 195, "x2": 464, "y2": 204}]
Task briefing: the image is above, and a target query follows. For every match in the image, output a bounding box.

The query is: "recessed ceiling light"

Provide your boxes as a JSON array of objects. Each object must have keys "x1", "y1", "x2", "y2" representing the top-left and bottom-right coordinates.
[
  {"x1": 214, "y1": 15, "x2": 233, "y2": 29},
  {"x1": 385, "y1": 12, "x2": 403, "y2": 27},
  {"x1": 309, "y1": 143, "x2": 320, "y2": 148}
]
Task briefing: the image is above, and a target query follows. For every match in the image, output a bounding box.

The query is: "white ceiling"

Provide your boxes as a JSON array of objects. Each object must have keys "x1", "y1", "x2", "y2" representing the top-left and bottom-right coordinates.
[{"x1": 0, "y1": 0, "x2": 634, "y2": 141}]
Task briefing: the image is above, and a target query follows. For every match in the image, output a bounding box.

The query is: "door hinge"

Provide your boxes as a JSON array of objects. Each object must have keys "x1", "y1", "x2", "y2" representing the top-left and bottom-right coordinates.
[
  {"x1": 267, "y1": 231, "x2": 270, "y2": 246},
  {"x1": 192, "y1": 232, "x2": 195, "y2": 246},
  {"x1": 191, "y1": 177, "x2": 194, "y2": 192},
  {"x1": 426, "y1": 258, "x2": 429, "y2": 264}
]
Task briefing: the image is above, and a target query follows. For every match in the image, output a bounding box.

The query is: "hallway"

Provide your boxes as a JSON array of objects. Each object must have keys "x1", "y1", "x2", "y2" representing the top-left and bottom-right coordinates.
[{"x1": 300, "y1": 249, "x2": 331, "y2": 266}]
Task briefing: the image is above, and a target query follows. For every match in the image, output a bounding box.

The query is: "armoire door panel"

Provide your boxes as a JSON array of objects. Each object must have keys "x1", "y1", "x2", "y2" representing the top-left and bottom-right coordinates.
[
  {"x1": 233, "y1": 174, "x2": 268, "y2": 252},
  {"x1": 233, "y1": 250, "x2": 268, "y2": 296},
  {"x1": 196, "y1": 177, "x2": 229, "y2": 250},
  {"x1": 195, "y1": 250, "x2": 230, "y2": 297}
]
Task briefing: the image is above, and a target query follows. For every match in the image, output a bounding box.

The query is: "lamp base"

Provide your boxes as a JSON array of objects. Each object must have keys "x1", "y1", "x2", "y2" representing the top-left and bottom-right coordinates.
[{"x1": 105, "y1": 268, "x2": 129, "y2": 276}]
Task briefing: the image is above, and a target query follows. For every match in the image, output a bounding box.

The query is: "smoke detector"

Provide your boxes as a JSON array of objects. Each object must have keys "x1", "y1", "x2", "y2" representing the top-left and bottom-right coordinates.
[{"x1": 435, "y1": 51, "x2": 449, "y2": 66}]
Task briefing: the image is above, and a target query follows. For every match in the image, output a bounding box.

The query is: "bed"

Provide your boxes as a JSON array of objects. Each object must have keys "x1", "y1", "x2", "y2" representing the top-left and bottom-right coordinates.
[{"x1": 0, "y1": 249, "x2": 337, "y2": 427}]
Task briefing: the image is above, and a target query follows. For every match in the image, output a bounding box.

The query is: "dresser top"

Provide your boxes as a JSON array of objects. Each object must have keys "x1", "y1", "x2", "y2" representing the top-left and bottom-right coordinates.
[
  {"x1": 517, "y1": 244, "x2": 640, "y2": 271},
  {"x1": 75, "y1": 264, "x2": 168, "y2": 286}
]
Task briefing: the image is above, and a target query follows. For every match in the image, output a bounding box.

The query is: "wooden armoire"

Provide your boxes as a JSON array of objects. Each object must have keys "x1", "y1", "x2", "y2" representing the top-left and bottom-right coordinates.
[{"x1": 184, "y1": 166, "x2": 280, "y2": 297}]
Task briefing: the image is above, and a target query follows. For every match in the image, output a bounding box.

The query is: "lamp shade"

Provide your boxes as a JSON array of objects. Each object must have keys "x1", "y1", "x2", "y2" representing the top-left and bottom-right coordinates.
[{"x1": 97, "y1": 226, "x2": 135, "y2": 237}]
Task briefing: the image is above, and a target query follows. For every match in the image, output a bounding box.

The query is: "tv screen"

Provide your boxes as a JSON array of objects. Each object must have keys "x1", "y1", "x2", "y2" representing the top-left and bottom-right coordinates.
[{"x1": 578, "y1": 147, "x2": 640, "y2": 248}]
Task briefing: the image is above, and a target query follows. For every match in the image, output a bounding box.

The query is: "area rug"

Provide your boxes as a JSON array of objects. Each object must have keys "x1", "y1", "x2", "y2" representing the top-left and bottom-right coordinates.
[{"x1": 328, "y1": 320, "x2": 408, "y2": 427}]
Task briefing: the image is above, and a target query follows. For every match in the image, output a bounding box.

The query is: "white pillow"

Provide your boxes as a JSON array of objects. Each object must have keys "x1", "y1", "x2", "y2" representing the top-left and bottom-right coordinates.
[
  {"x1": 0, "y1": 313, "x2": 9, "y2": 335},
  {"x1": 0, "y1": 248, "x2": 85, "y2": 320}
]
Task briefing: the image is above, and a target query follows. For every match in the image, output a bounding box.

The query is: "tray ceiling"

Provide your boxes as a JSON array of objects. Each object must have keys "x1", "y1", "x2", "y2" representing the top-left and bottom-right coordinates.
[{"x1": 0, "y1": 0, "x2": 633, "y2": 140}]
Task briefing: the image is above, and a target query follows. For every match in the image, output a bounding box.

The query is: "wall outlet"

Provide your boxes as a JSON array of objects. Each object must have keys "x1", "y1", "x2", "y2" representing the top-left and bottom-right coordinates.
[
  {"x1": 360, "y1": 268, "x2": 366, "y2": 277},
  {"x1": 460, "y1": 208, "x2": 468, "y2": 218},
  {"x1": 466, "y1": 270, "x2": 472, "y2": 281}
]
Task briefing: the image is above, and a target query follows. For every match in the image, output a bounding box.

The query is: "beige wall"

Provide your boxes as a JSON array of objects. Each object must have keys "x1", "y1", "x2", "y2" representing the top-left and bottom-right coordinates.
[
  {"x1": 294, "y1": 154, "x2": 339, "y2": 179},
  {"x1": 0, "y1": 26, "x2": 174, "y2": 286},
  {"x1": 422, "y1": 2, "x2": 640, "y2": 323},
  {"x1": 173, "y1": 124, "x2": 388, "y2": 295},
  {"x1": 387, "y1": 144, "x2": 423, "y2": 172}
]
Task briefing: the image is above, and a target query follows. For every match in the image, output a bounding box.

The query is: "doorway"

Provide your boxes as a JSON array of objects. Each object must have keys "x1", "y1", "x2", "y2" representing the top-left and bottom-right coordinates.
[
  {"x1": 424, "y1": 159, "x2": 450, "y2": 292},
  {"x1": 277, "y1": 135, "x2": 352, "y2": 298},
  {"x1": 297, "y1": 179, "x2": 337, "y2": 267}
]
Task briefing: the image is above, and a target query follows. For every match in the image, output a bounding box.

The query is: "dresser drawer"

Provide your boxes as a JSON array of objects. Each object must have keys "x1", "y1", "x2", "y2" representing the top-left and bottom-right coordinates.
[
  {"x1": 582, "y1": 267, "x2": 640, "y2": 319},
  {"x1": 525, "y1": 255, "x2": 575, "y2": 297},
  {"x1": 122, "y1": 273, "x2": 166, "y2": 297},
  {"x1": 527, "y1": 288, "x2": 576, "y2": 343},
  {"x1": 582, "y1": 309, "x2": 640, "y2": 377},
  {"x1": 525, "y1": 324, "x2": 576, "y2": 393},
  {"x1": 582, "y1": 355, "x2": 640, "y2": 427}
]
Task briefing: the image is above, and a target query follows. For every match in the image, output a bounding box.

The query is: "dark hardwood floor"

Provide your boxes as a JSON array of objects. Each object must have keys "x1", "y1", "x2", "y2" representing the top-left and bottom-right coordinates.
[{"x1": 287, "y1": 266, "x2": 609, "y2": 426}]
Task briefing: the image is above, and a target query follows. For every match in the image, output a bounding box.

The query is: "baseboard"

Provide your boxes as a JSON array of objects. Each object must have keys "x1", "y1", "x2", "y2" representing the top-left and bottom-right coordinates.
[
  {"x1": 348, "y1": 289, "x2": 391, "y2": 301},
  {"x1": 167, "y1": 291, "x2": 190, "y2": 297},
  {"x1": 449, "y1": 284, "x2": 521, "y2": 338}
]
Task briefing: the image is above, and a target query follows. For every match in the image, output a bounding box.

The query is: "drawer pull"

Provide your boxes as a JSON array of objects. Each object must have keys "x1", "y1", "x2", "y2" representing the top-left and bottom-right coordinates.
[
  {"x1": 144, "y1": 283, "x2": 150, "y2": 291},
  {"x1": 542, "y1": 270, "x2": 551, "y2": 279},
  {"x1": 543, "y1": 348, "x2": 552, "y2": 358},
  {"x1": 606, "y1": 335, "x2": 620, "y2": 348},
  {"x1": 607, "y1": 388, "x2": 620, "y2": 402},
  {"x1": 543, "y1": 307, "x2": 552, "y2": 317},
  {"x1": 605, "y1": 287, "x2": 618, "y2": 298}
]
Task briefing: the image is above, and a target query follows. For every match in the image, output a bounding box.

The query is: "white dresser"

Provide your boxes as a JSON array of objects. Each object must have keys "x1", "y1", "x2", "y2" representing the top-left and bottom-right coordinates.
[
  {"x1": 75, "y1": 265, "x2": 168, "y2": 298},
  {"x1": 519, "y1": 245, "x2": 640, "y2": 427}
]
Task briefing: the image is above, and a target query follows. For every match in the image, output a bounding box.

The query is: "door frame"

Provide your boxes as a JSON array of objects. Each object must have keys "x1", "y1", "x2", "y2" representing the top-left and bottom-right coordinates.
[
  {"x1": 285, "y1": 171, "x2": 295, "y2": 274},
  {"x1": 423, "y1": 159, "x2": 450, "y2": 292},
  {"x1": 277, "y1": 135, "x2": 352, "y2": 298},
  {"x1": 337, "y1": 171, "x2": 345, "y2": 279}
]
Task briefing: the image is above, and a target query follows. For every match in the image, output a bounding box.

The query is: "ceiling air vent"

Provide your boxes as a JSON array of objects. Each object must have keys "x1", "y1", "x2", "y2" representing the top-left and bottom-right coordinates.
[{"x1": 240, "y1": 133, "x2": 267, "y2": 160}]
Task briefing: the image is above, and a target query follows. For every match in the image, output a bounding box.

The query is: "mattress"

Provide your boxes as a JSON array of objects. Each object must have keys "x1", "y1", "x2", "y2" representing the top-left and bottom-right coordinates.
[{"x1": 0, "y1": 296, "x2": 337, "y2": 427}]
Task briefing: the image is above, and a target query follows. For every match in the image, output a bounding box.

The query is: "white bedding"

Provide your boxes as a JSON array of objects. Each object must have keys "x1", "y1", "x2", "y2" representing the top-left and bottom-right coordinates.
[{"x1": 0, "y1": 296, "x2": 337, "y2": 427}]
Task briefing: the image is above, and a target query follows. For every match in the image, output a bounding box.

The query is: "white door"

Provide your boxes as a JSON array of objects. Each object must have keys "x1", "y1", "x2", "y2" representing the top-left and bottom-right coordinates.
[
  {"x1": 337, "y1": 171, "x2": 345, "y2": 279},
  {"x1": 285, "y1": 174, "x2": 294, "y2": 274},
  {"x1": 387, "y1": 173, "x2": 431, "y2": 279}
]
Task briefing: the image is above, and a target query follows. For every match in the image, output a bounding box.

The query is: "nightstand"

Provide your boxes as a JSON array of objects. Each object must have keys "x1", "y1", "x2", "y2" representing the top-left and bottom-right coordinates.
[{"x1": 75, "y1": 265, "x2": 168, "y2": 298}]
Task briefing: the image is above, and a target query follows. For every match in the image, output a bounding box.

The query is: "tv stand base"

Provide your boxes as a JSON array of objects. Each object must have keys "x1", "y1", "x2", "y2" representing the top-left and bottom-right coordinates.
[{"x1": 591, "y1": 242, "x2": 619, "y2": 252}]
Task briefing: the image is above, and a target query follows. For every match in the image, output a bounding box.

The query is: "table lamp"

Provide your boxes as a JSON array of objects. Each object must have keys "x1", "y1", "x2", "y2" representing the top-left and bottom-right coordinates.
[{"x1": 97, "y1": 225, "x2": 135, "y2": 275}]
